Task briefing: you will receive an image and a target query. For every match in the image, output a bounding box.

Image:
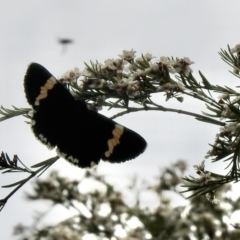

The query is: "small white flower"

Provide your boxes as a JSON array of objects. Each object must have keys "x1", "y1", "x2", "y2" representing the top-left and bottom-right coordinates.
[
  {"x1": 116, "y1": 59, "x2": 129, "y2": 74},
  {"x1": 159, "y1": 56, "x2": 169, "y2": 65},
  {"x1": 82, "y1": 69, "x2": 92, "y2": 77},
  {"x1": 136, "y1": 69, "x2": 146, "y2": 77},
  {"x1": 108, "y1": 77, "x2": 139, "y2": 95},
  {"x1": 159, "y1": 57, "x2": 176, "y2": 74},
  {"x1": 160, "y1": 83, "x2": 175, "y2": 91},
  {"x1": 218, "y1": 93, "x2": 229, "y2": 100},
  {"x1": 183, "y1": 57, "x2": 194, "y2": 65},
  {"x1": 144, "y1": 53, "x2": 154, "y2": 61},
  {"x1": 193, "y1": 160, "x2": 205, "y2": 172},
  {"x1": 102, "y1": 59, "x2": 117, "y2": 71},
  {"x1": 212, "y1": 198, "x2": 220, "y2": 204},
  {"x1": 59, "y1": 67, "x2": 81, "y2": 83},
  {"x1": 120, "y1": 77, "x2": 138, "y2": 87},
  {"x1": 28, "y1": 110, "x2": 34, "y2": 118},
  {"x1": 151, "y1": 64, "x2": 159, "y2": 72},
  {"x1": 231, "y1": 44, "x2": 240, "y2": 53},
  {"x1": 221, "y1": 104, "x2": 236, "y2": 118},
  {"x1": 108, "y1": 82, "x2": 115, "y2": 90},
  {"x1": 135, "y1": 53, "x2": 153, "y2": 62},
  {"x1": 118, "y1": 50, "x2": 136, "y2": 60},
  {"x1": 128, "y1": 64, "x2": 137, "y2": 71},
  {"x1": 102, "y1": 59, "x2": 128, "y2": 74},
  {"x1": 114, "y1": 58, "x2": 128, "y2": 68},
  {"x1": 206, "y1": 192, "x2": 220, "y2": 204},
  {"x1": 199, "y1": 171, "x2": 211, "y2": 185},
  {"x1": 177, "y1": 82, "x2": 186, "y2": 91},
  {"x1": 135, "y1": 57, "x2": 144, "y2": 62},
  {"x1": 145, "y1": 67, "x2": 152, "y2": 74},
  {"x1": 224, "y1": 122, "x2": 237, "y2": 131},
  {"x1": 126, "y1": 86, "x2": 139, "y2": 97},
  {"x1": 172, "y1": 57, "x2": 194, "y2": 76}
]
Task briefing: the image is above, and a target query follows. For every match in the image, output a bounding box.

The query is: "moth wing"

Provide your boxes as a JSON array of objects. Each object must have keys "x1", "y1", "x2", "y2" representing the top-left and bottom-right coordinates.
[{"x1": 24, "y1": 63, "x2": 147, "y2": 168}]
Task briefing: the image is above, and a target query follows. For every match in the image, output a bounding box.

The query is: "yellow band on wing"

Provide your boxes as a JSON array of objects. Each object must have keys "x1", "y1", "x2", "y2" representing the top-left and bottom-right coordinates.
[
  {"x1": 34, "y1": 77, "x2": 56, "y2": 106},
  {"x1": 105, "y1": 124, "x2": 124, "y2": 157}
]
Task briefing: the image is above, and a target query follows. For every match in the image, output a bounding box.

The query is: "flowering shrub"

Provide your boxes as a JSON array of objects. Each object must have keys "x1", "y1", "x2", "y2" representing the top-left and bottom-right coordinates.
[{"x1": 1, "y1": 44, "x2": 240, "y2": 210}]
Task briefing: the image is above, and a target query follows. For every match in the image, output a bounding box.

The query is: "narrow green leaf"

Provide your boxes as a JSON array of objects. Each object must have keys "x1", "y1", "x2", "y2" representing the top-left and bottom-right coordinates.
[
  {"x1": 31, "y1": 156, "x2": 59, "y2": 168},
  {"x1": 195, "y1": 117, "x2": 224, "y2": 126},
  {"x1": 2, "y1": 179, "x2": 25, "y2": 188},
  {"x1": 199, "y1": 71, "x2": 211, "y2": 88}
]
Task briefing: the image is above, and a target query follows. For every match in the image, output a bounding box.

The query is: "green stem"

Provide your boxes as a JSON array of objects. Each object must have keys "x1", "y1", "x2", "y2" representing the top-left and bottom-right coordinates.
[
  {"x1": 109, "y1": 103, "x2": 225, "y2": 126},
  {"x1": 0, "y1": 156, "x2": 59, "y2": 211}
]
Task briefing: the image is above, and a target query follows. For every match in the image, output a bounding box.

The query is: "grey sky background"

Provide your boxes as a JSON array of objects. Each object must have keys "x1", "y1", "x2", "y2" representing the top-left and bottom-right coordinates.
[{"x1": 1, "y1": 1, "x2": 240, "y2": 239}]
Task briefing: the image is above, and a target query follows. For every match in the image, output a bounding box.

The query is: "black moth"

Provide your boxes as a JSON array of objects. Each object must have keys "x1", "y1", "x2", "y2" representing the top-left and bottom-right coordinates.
[{"x1": 24, "y1": 63, "x2": 147, "y2": 168}]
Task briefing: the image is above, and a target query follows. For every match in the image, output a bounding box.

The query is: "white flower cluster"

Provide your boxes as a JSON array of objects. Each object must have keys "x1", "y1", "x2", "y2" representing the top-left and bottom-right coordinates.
[
  {"x1": 193, "y1": 160, "x2": 211, "y2": 184},
  {"x1": 59, "y1": 68, "x2": 81, "y2": 83},
  {"x1": 231, "y1": 44, "x2": 240, "y2": 54},
  {"x1": 206, "y1": 192, "x2": 220, "y2": 204},
  {"x1": 87, "y1": 95, "x2": 106, "y2": 112},
  {"x1": 193, "y1": 160, "x2": 220, "y2": 203},
  {"x1": 205, "y1": 87, "x2": 240, "y2": 160},
  {"x1": 205, "y1": 121, "x2": 240, "y2": 160},
  {"x1": 58, "y1": 50, "x2": 194, "y2": 109}
]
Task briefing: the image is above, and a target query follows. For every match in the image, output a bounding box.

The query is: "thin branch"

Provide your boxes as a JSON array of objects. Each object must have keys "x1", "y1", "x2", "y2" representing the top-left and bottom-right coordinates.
[{"x1": 110, "y1": 103, "x2": 225, "y2": 126}]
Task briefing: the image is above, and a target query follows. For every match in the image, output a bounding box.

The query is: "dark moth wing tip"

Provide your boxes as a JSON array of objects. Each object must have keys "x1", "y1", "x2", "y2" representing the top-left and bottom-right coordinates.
[
  {"x1": 102, "y1": 126, "x2": 147, "y2": 163},
  {"x1": 24, "y1": 63, "x2": 53, "y2": 107}
]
